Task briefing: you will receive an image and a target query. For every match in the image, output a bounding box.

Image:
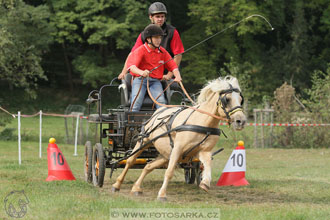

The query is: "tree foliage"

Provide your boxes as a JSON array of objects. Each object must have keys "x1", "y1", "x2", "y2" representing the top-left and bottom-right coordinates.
[
  {"x1": 48, "y1": 0, "x2": 148, "y2": 87},
  {"x1": 304, "y1": 66, "x2": 330, "y2": 122},
  {"x1": 181, "y1": 0, "x2": 330, "y2": 106},
  {"x1": 1, "y1": 0, "x2": 330, "y2": 107},
  {"x1": 0, "y1": 0, "x2": 54, "y2": 97}
]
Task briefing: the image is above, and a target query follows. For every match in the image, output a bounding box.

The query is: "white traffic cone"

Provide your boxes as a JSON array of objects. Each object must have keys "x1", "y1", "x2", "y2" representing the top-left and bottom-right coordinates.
[{"x1": 216, "y1": 140, "x2": 249, "y2": 186}]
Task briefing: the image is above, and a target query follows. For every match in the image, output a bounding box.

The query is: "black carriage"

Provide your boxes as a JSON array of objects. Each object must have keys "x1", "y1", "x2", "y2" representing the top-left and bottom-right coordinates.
[{"x1": 84, "y1": 75, "x2": 204, "y2": 187}]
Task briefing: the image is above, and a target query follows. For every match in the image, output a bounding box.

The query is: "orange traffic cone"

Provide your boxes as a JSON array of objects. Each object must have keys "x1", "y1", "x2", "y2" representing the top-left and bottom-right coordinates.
[
  {"x1": 216, "y1": 140, "x2": 249, "y2": 186},
  {"x1": 46, "y1": 138, "x2": 75, "y2": 181}
]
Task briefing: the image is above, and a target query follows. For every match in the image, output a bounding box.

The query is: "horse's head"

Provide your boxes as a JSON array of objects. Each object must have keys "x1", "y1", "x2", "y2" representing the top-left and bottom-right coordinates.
[
  {"x1": 198, "y1": 76, "x2": 246, "y2": 130},
  {"x1": 216, "y1": 76, "x2": 246, "y2": 130}
]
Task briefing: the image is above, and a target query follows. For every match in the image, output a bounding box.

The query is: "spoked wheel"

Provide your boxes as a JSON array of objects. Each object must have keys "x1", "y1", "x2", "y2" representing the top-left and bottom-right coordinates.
[
  {"x1": 92, "y1": 143, "x2": 106, "y2": 187},
  {"x1": 184, "y1": 165, "x2": 196, "y2": 184},
  {"x1": 195, "y1": 162, "x2": 203, "y2": 186},
  {"x1": 84, "y1": 141, "x2": 93, "y2": 183}
]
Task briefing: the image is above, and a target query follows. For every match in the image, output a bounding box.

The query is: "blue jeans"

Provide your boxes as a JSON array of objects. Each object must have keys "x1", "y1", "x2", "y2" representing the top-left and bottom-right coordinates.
[{"x1": 130, "y1": 77, "x2": 166, "y2": 112}]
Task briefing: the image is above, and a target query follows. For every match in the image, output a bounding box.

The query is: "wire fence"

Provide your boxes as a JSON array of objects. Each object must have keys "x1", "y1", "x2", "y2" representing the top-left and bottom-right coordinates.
[{"x1": 1, "y1": 107, "x2": 91, "y2": 165}]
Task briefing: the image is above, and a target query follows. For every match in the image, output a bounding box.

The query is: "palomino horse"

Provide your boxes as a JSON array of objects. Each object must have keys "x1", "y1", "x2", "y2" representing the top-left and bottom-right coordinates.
[{"x1": 112, "y1": 76, "x2": 246, "y2": 200}]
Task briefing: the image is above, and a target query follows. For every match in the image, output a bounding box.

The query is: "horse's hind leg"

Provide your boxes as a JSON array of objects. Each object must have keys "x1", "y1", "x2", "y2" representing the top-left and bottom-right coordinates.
[
  {"x1": 112, "y1": 141, "x2": 149, "y2": 192},
  {"x1": 131, "y1": 157, "x2": 168, "y2": 195},
  {"x1": 198, "y1": 151, "x2": 212, "y2": 192}
]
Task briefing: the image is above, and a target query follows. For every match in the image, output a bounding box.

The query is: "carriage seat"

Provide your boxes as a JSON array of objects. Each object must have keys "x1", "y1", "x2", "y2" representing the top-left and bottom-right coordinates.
[{"x1": 119, "y1": 74, "x2": 174, "y2": 111}]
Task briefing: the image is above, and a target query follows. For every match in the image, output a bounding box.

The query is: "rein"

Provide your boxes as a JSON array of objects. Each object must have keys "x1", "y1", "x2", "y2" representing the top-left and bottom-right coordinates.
[
  {"x1": 145, "y1": 77, "x2": 229, "y2": 122},
  {"x1": 179, "y1": 81, "x2": 196, "y2": 105},
  {"x1": 152, "y1": 80, "x2": 196, "y2": 110},
  {"x1": 152, "y1": 79, "x2": 175, "y2": 110},
  {"x1": 130, "y1": 76, "x2": 144, "y2": 111}
]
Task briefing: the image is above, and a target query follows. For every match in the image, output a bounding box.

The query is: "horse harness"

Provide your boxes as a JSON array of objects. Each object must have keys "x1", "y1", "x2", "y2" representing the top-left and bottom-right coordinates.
[
  {"x1": 217, "y1": 83, "x2": 244, "y2": 121},
  {"x1": 142, "y1": 106, "x2": 223, "y2": 158}
]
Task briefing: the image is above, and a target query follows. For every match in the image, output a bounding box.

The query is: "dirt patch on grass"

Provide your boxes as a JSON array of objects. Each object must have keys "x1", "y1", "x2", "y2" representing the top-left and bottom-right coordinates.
[{"x1": 99, "y1": 170, "x2": 286, "y2": 205}]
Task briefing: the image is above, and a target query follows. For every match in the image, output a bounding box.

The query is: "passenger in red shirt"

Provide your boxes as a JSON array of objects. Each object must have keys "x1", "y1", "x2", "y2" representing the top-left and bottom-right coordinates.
[
  {"x1": 127, "y1": 24, "x2": 182, "y2": 112},
  {"x1": 119, "y1": 2, "x2": 184, "y2": 81}
]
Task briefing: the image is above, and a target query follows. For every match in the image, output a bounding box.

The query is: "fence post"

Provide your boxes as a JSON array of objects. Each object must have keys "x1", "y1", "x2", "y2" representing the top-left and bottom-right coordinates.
[
  {"x1": 254, "y1": 109, "x2": 257, "y2": 147},
  {"x1": 270, "y1": 112, "x2": 274, "y2": 147},
  {"x1": 261, "y1": 111, "x2": 265, "y2": 148},
  {"x1": 18, "y1": 111, "x2": 21, "y2": 165},
  {"x1": 79, "y1": 116, "x2": 83, "y2": 145},
  {"x1": 39, "y1": 110, "x2": 42, "y2": 158},
  {"x1": 73, "y1": 114, "x2": 80, "y2": 156}
]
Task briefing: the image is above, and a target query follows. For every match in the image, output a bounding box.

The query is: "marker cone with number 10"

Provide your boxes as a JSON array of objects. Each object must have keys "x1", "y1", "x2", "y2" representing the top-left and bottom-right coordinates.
[
  {"x1": 46, "y1": 138, "x2": 75, "y2": 181},
  {"x1": 216, "y1": 141, "x2": 249, "y2": 186}
]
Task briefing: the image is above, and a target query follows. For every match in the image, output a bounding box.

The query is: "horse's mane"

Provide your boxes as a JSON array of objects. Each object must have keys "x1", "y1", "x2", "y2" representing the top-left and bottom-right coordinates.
[{"x1": 197, "y1": 76, "x2": 241, "y2": 104}]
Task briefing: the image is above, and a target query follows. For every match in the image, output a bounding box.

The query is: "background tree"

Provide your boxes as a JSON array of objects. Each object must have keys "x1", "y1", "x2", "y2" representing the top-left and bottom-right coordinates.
[
  {"x1": 176, "y1": 0, "x2": 330, "y2": 107},
  {"x1": 1, "y1": 0, "x2": 330, "y2": 115},
  {"x1": 47, "y1": 0, "x2": 148, "y2": 89},
  {"x1": 0, "y1": 0, "x2": 54, "y2": 97},
  {"x1": 182, "y1": 0, "x2": 274, "y2": 102}
]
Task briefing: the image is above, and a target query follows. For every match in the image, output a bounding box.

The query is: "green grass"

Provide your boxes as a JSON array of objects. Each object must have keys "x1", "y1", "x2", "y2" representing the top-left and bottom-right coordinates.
[
  {"x1": 1, "y1": 139, "x2": 330, "y2": 219},
  {"x1": 1, "y1": 118, "x2": 330, "y2": 219}
]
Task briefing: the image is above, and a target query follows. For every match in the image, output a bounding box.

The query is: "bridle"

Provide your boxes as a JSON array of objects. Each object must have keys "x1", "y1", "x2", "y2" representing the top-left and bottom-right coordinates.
[{"x1": 216, "y1": 84, "x2": 244, "y2": 121}]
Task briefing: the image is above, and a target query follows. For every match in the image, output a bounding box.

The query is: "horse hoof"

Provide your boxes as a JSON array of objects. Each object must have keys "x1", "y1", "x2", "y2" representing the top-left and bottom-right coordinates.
[
  {"x1": 199, "y1": 183, "x2": 210, "y2": 192},
  {"x1": 112, "y1": 187, "x2": 120, "y2": 193},
  {"x1": 157, "y1": 197, "x2": 167, "y2": 202},
  {"x1": 132, "y1": 191, "x2": 143, "y2": 196}
]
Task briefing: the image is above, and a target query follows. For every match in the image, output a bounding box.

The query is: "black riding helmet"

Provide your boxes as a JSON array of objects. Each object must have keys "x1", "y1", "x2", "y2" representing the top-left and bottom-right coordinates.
[
  {"x1": 148, "y1": 2, "x2": 167, "y2": 15},
  {"x1": 143, "y1": 24, "x2": 164, "y2": 50},
  {"x1": 143, "y1": 24, "x2": 164, "y2": 39}
]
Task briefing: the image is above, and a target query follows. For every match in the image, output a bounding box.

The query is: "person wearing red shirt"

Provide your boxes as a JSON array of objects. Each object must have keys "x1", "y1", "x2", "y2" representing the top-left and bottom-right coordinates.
[
  {"x1": 119, "y1": 2, "x2": 184, "y2": 80},
  {"x1": 127, "y1": 24, "x2": 182, "y2": 112}
]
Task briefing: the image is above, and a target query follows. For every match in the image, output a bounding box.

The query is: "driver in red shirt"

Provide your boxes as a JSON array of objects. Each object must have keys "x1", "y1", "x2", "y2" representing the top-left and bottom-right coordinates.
[{"x1": 127, "y1": 24, "x2": 182, "y2": 111}]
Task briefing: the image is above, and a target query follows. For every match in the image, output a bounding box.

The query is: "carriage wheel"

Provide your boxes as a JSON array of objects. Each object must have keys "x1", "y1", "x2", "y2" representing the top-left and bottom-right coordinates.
[
  {"x1": 184, "y1": 166, "x2": 196, "y2": 184},
  {"x1": 92, "y1": 143, "x2": 106, "y2": 187},
  {"x1": 195, "y1": 162, "x2": 203, "y2": 186},
  {"x1": 84, "y1": 141, "x2": 93, "y2": 183}
]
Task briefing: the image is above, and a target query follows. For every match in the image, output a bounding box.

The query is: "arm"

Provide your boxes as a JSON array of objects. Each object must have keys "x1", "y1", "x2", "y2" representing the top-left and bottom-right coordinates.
[
  {"x1": 118, "y1": 53, "x2": 131, "y2": 80},
  {"x1": 174, "y1": 54, "x2": 182, "y2": 66},
  {"x1": 164, "y1": 54, "x2": 182, "y2": 80},
  {"x1": 129, "y1": 66, "x2": 149, "y2": 77},
  {"x1": 164, "y1": 29, "x2": 184, "y2": 80},
  {"x1": 172, "y1": 68, "x2": 182, "y2": 82},
  {"x1": 164, "y1": 50, "x2": 181, "y2": 82}
]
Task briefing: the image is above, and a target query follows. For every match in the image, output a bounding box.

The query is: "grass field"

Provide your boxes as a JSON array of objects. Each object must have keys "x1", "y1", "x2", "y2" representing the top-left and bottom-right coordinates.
[{"x1": 1, "y1": 118, "x2": 330, "y2": 219}]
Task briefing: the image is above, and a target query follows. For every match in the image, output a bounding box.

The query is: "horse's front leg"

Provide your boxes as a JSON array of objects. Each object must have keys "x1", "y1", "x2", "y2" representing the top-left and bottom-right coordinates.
[
  {"x1": 112, "y1": 140, "x2": 148, "y2": 192},
  {"x1": 131, "y1": 157, "x2": 168, "y2": 195},
  {"x1": 157, "y1": 145, "x2": 183, "y2": 201},
  {"x1": 198, "y1": 150, "x2": 212, "y2": 192}
]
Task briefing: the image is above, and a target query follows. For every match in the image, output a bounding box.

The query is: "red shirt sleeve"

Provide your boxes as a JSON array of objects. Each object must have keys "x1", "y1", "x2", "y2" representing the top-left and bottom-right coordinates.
[
  {"x1": 170, "y1": 29, "x2": 184, "y2": 55},
  {"x1": 127, "y1": 46, "x2": 144, "y2": 77},
  {"x1": 131, "y1": 33, "x2": 143, "y2": 52}
]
